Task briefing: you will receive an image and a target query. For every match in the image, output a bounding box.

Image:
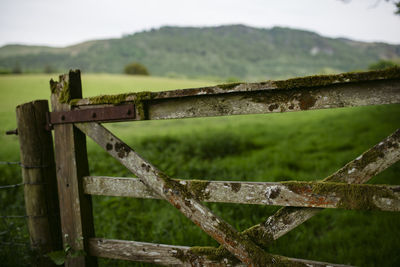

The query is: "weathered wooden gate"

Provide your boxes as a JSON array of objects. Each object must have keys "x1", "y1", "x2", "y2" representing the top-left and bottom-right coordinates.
[{"x1": 17, "y1": 68, "x2": 400, "y2": 266}]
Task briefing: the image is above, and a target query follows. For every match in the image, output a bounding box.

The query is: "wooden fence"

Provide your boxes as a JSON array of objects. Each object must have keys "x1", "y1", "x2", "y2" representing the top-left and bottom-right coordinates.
[{"x1": 16, "y1": 68, "x2": 400, "y2": 266}]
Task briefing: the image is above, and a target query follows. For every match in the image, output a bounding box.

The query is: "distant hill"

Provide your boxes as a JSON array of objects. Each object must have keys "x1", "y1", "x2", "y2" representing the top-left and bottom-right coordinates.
[{"x1": 1, "y1": 25, "x2": 399, "y2": 80}]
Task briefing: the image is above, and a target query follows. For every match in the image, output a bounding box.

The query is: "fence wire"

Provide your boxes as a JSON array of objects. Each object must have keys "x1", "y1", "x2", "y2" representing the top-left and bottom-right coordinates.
[
  {"x1": 0, "y1": 161, "x2": 48, "y2": 169},
  {"x1": 0, "y1": 159, "x2": 32, "y2": 266}
]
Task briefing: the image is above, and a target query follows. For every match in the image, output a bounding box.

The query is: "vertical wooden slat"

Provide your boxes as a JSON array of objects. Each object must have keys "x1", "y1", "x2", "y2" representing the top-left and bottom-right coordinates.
[
  {"x1": 50, "y1": 70, "x2": 97, "y2": 267},
  {"x1": 16, "y1": 100, "x2": 62, "y2": 266}
]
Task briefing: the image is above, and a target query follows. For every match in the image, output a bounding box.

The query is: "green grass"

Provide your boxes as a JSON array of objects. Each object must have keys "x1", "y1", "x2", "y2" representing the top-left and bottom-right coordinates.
[{"x1": 1, "y1": 74, "x2": 399, "y2": 266}]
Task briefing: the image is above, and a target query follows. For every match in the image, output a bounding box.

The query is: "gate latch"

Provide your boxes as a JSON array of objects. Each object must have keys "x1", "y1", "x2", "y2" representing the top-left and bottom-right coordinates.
[{"x1": 46, "y1": 104, "x2": 136, "y2": 130}]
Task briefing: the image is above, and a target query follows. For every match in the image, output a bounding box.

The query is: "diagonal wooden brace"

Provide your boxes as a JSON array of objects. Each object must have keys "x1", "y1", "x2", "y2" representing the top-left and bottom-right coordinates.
[
  {"x1": 243, "y1": 128, "x2": 400, "y2": 247},
  {"x1": 76, "y1": 122, "x2": 288, "y2": 266}
]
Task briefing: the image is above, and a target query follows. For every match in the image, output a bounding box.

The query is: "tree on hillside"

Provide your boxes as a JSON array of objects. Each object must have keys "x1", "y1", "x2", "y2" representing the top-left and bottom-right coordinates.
[
  {"x1": 368, "y1": 60, "x2": 398, "y2": 70},
  {"x1": 391, "y1": 0, "x2": 400, "y2": 14},
  {"x1": 340, "y1": 0, "x2": 400, "y2": 14},
  {"x1": 44, "y1": 64, "x2": 56, "y2": 74},
  {"x1": 124, "y1": 62, "x2": 150, "y2": 75},
  {"x1": 12, "y1": 62, "x2": 22, "y2": 74}
]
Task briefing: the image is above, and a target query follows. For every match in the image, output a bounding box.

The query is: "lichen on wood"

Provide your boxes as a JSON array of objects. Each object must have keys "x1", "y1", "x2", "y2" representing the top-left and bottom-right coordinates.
[
  {"x1": 188, "y1": 246, "x2": 239, "y2": 264},
  {"x1": 216, "y1": 82, "x2": 243, "y2": 90},
  {"x1": 70, "y1": 91, "x2": 155, "y2": 118},
  {"x1": 50, "y1": 79, "x2": 58, "y2": 93},
  {"x1": 242, "y1": 224, "x2": 274, "y2": 249},
  {"x1": 49, "y1": 77, "x2": 71, "y2": 104},
  {"x1": 212, "y1": 221, "x2": 304, "y2": 267},
  {"x1": 186, "y1": 180, "x2": 211, "y2": 201},
  {"x1": 273, "y1": 66, "x2": 400, "y2": 90},
  {"x1": 311, "y1": 182, "x2": 395, "y2": 210},
  {"x1": 325, "y1": 128, "x2": 400, "y2": 184},
  {"x1": 281, "y1": 181, "x2": 398, "y2": 210},
  {"x1": 238, "y1": 128, "x2": 400, "y2": 247}
]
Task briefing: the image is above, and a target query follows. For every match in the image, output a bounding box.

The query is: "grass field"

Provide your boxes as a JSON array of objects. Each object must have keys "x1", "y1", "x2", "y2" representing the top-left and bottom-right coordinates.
[{"x1": 0, "y1": 73, "x2": 399, "y2": 266}]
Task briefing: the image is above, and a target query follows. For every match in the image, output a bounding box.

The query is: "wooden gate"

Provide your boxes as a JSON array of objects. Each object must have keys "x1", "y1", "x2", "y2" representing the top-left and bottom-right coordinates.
[{"x1": 17, "y1": 68, "x2": 400, "y2": 266}]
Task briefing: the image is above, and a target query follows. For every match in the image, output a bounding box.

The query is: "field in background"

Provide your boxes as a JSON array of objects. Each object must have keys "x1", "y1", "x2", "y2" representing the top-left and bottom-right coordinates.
[
  {"x1": 0, "y1": 73, "x2": 214, "y2": 159},
  {"x1": 0, "y1": 74, "x2": 399, "y2": 266}
]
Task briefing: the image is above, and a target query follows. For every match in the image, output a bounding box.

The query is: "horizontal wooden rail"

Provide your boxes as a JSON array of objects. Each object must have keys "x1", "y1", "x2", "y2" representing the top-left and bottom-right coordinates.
[
  {"x1": 88, "y1": 238, "x2": 353, "y2": 267},
  {"x1": 83, "y1": 176, "x2": 400, "y2": 211},
  {"x1": 70, "y1": 68, "x2": 400, "y2": 121}
]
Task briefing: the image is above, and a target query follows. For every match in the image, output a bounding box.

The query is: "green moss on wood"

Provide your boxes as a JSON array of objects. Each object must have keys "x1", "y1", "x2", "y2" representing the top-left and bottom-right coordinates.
[
  {"x1": 50, "y1": 79, "x2": 58, "y2": 93},
  {"x1": 170, "y1": 198, "x2": 302, "y2": 266},
  {"x1": 68, "y1": 98, "x2": 80, "y2": 106},
  {"x1": 242, "y1": 224, "x2": 274, "y2": 248},
  {"x1": 59, "y1": 80, "x2": 70, "y2": 104},
  {"x1": 68, "y1": 91, "x2": 155, "y2": 118},
  {"x1": 353, "y1": 150, "x2": 384, "y2": 172},
  {"x1": 273, "y1": 66, "x2": 400, "y2": 90},
  {"x1": 133, "y1": 91, "x2": 154, "y2": 119},
  {"x1": 77, "y1": 91, "x2": 155, "y2": 106},
  {"x1": 157, "y1": 174, "x2": 213, "y2": 201},
  {"x1": 189, "y1": 246, "x2": 239, "y2": 263},
  {"x1": 83, "y1": 93, "x2": 131, "y2": 105},
  {"x1": 187, "y1": 180, "x2": 210, "y2": 201},
  {"x1": 188, "y1": 244, "x2": 305, "y2": 266},
  {"x1": 282, "y1": 181, "x2": 395, "y2": 210},
  {"x1": 213, "y1": 221, "x2": 302, "y2": 266},
  {"x1": 230, "y1": 182, "x2": 241, "y2": 193},
  {"x1": 325, "y1": 140, "x2": 389, "y2": 183},
  {"x1": 270, "y1": 206, "x2": 302, "y2": 227},
  {"x1": 313, "y1": 182, "x2": 394, "y2": 210},
  {"x1": 157, "y1": 172, "x2": 193, "y2": 200},
  {"x1": 216, "y1": 82, "x2": 242, "y2": 90}
]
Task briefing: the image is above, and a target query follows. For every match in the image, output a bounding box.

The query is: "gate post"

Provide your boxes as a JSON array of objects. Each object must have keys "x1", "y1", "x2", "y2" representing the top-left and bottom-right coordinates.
[
  {"x1": 16, "y1": 100, "x2": 62, "y2": 266},
  {"x1": 50, "y1": 70, "x2": 97, "y2": 267}
]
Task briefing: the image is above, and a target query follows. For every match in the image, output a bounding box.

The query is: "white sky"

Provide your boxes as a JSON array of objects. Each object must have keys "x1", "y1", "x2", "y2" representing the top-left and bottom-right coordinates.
[{"x1": 0, "y1": 0, "x2": 399, "y2": 47}]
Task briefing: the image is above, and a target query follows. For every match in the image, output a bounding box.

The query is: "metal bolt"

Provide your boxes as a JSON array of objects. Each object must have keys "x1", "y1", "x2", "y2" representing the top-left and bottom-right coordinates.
[
  {"x1": 5, "y1": 129, "x2": 18, "y2": 135},
  {"x1": 61, "y1": 115, "x2": 65, "y2": 121},
  {"x1": 92, "y1": 112, "x2": 97, "y2": 118}
]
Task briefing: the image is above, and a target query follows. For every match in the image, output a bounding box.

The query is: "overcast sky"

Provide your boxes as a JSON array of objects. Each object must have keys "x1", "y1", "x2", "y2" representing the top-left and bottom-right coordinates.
[{"x1": 0, "y1": 0, "x2": 399, "y2": 47}]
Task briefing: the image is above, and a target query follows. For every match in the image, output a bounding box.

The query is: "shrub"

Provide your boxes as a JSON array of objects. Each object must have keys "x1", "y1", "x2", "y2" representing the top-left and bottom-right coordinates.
[
  {"x1": 12, "y1": 63, "x2": 22, "y2": 74},
  {"x1": 0, "y1": 69, "x2": 11, "y2": 75},
  {"x1": 44, "y1": 64, "x2": 56, "y2": 74},
  {"x1": 368, "y1": 60, "x2": 398, "y2": 71},
  {"x1": 124, "y1": 62, "x2": 150, "y2": 76}
]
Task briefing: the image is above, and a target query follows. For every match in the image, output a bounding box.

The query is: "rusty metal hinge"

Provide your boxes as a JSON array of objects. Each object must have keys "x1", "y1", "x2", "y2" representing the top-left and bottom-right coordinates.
[{"x1": 46, "y1": 104, "x2": 137, "y2": 130}]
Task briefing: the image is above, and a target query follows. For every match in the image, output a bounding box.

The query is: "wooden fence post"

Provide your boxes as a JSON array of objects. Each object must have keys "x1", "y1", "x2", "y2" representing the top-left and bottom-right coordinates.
[
  {"x1": 16, "y1": 100, "x2": 62, "y2": 266},
  {"x1": 50, "y1": 70, "x2": 97, "y2": 266}
]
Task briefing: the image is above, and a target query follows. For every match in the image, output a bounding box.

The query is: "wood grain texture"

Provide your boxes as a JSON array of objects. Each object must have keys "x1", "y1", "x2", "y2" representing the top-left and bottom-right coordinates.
[
  {"x1": 73, "y1": 79, "x2": 400, "y2": 122},
  {"x1": 88, "y1": 238, "x2": 353, "y2": 267},
  {"x1": 76, "y1": 122, "x2": 280, "y2": 266},
  {"x1": 83, "y1": 177, "x2": 400, "y2": 211},
  {"x1": 51, "y1": 70, "x2": 97, "y2": 267},
  {"x1": 16, "y1": 100, "x2": 62, "y2": 266}
]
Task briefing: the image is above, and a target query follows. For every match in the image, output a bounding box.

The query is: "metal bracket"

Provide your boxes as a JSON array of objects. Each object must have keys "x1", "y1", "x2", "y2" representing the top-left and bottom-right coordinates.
[{"x1": 46, "y1": 104, "x2": 137, "y2": 130}]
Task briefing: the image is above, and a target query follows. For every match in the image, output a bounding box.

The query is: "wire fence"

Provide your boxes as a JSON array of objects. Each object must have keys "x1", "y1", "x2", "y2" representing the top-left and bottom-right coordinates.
[
  {"x1": 0, "y1": 160, "x2": 33, "y2": 266},
  {"x1": 0, "y1": 161, "x2": 48, "y2": 169}
]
